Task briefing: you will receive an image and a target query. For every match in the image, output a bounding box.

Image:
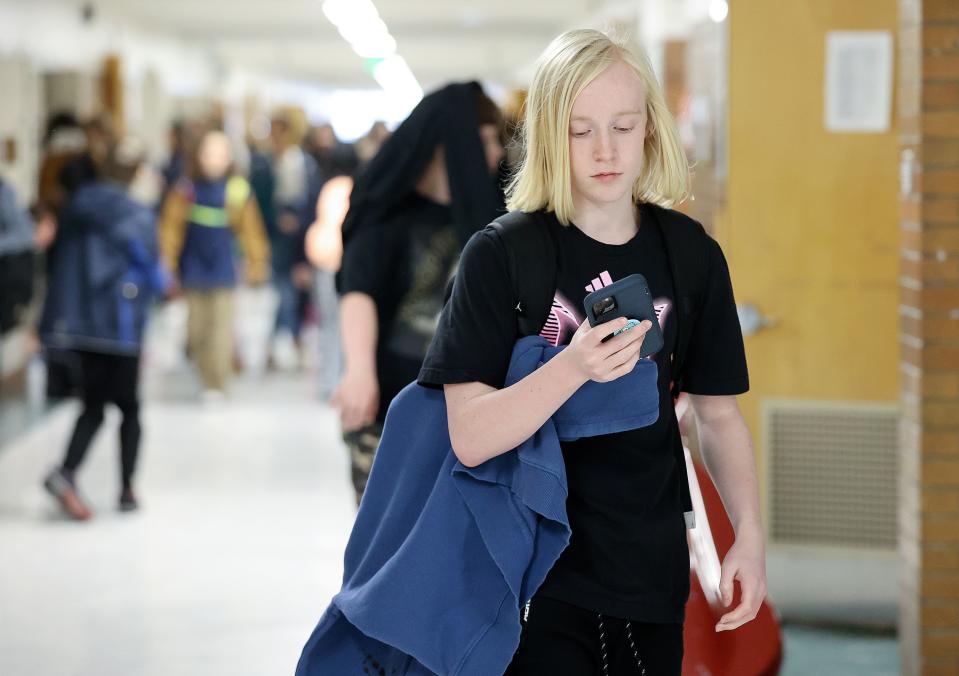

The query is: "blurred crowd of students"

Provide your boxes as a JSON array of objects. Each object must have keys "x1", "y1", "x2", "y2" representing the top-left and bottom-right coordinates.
[
  {"x1": 0, "y1": 104, "x2": 391, "y2": 519},
  {"x1": 0, "y1": 78, "x2": 529, "y2": 517}
]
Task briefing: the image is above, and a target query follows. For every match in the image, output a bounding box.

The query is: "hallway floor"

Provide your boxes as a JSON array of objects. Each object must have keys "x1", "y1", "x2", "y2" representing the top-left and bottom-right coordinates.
[{"x1": 0, "y1": 370, "x2": 353, "y2": 676}]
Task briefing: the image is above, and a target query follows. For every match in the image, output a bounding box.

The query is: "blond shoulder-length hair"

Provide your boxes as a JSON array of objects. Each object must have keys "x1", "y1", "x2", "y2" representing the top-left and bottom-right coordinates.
[{"x1": 506, "y1": 29, "x2": 690, "y2": 224}]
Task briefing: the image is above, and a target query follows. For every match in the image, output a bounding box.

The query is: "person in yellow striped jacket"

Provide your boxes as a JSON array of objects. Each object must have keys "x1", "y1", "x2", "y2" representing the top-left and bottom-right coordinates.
[{"x1": 159, "y1": 130, "x2": 270, "y2": 397}]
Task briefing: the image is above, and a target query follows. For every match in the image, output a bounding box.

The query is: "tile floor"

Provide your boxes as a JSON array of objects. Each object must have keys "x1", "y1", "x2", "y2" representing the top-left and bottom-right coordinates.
[{"x1": 0, "y1": 371, "x2": 354, "y2": 676}]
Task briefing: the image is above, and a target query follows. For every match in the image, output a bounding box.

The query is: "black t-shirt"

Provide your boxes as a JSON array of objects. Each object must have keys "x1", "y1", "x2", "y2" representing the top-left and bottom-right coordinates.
[
  {"x1": 339, "y1": 193, "x2": 459, "y2": 422},
  {"x1": 418, "y1": 205, "x2": 749, "y2": 623}
]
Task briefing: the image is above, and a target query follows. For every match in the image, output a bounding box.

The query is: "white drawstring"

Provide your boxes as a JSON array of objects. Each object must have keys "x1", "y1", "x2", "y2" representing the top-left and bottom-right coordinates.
[
  {"x1": 624, "y1": 621, "x2": 647, "y2": 675},
  {"x1": 597, "y1": 614, "x2": 611, "y2": 676}
]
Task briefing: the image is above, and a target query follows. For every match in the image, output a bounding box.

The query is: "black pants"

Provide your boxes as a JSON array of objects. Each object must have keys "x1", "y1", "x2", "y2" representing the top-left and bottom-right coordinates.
[
  {"x1": 62, "y1": 351, "x2": 142, "y2": 489},
  {"x1": 505, "y1": 596, "x2": 684, "y2": 676}
]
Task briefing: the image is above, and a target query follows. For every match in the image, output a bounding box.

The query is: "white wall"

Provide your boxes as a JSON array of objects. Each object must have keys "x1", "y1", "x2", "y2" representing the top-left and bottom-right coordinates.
[
  {"x1": 0, "y1": 55, "x2": 41, "y2": 202},
  {"x1": 0, "y1": 2, "x2": 391, "y2": 150},
  {"x1": 0, "y1": 1, "x2": 218, "y2": 94},
  {"x1": 0, "y1": 0, "x2": 222, "y2": 164},
  {"x1": 635, "y1": 0, "x2": 722, "y2": 78}
]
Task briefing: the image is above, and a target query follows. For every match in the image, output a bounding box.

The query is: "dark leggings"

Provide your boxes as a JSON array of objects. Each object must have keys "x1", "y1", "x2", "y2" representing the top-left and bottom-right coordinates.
[
  {"x1": 62, "y1": 351, "x2": 142, "y2": 489},
  {"x1": 504, "y1": 596, "x2": 684, "y2": 676}
]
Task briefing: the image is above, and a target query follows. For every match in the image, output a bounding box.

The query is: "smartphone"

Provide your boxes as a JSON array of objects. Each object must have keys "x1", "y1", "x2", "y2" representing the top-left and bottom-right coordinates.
[{"x1": 583, "y1": 273, "x2": 664, "y2": 359}]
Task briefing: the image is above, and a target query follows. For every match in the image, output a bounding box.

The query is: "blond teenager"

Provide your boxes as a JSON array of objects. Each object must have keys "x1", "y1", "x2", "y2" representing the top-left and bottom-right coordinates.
[{"x1": 418, "y1": 30, "x2": 766, "y2": 675}]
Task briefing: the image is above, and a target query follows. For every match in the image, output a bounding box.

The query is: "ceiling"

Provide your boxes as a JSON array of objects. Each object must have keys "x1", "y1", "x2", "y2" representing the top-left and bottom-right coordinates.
[{"x1": 85, "y1": 0, "x2": 598, "y2": 91}]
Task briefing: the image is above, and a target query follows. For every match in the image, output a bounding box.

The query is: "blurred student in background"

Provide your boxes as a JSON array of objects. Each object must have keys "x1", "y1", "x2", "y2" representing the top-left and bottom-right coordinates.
[
  {"x1": 333, "y1": 82, "x2": 505, "y2": 504},
  {"x1": 304, "y1": 175, "x2": 353, "y2": 399},
  {"x1": 305, "y1": 122, "x2": 358, "y2": 180},
  {"x1": 40, "y1": 138, "x2": 168, "y2": 519},
  {"x1": 269, "y1": 110, "x2": 323, "y2": 371},
  {"x1": 353, "y1": 121, "x2": 390, "y2": 168},
  {"x1": 158, "y1": 130, "x2": 270, "y2": 399}
]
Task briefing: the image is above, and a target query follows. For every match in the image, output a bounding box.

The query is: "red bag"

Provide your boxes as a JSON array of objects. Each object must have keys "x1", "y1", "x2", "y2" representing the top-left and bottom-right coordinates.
[{"x1": 677, "y1": 396, "x2": 783, "y2": 676}]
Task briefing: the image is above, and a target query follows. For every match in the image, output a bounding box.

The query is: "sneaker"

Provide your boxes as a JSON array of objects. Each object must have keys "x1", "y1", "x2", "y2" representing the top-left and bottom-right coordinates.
[
  {"x1": 118, "y1": 488, "x2": 139, "y2": 513},
  {"x1": 42, "y1": 468, "x2": 92, "y2": 521}
]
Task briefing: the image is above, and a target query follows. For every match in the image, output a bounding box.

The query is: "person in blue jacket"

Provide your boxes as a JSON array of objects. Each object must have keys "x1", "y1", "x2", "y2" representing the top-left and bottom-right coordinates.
[
  {"x1": 40, "y1": 138, "x2": 169, "y2": 520},
  {"x1": 417, "y1": 29, "x2": 767, "y2": 674}
]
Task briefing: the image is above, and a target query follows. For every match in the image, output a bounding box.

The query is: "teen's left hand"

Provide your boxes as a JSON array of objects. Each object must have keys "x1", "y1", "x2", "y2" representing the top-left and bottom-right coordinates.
[{"x1": 715, "y1": 524, "x2": 767, "y2": 632}]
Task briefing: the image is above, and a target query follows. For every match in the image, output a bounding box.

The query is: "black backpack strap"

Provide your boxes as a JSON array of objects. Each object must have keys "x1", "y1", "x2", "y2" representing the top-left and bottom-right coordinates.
[
  {"x1": 645, "y1": 204, "x2": 711, "y2": 529},
  {"x1": 647, "y1": 205, "x2": 710, "y2": 400},
  {"x1": 488, "y1": 210, "x2": 558, "y2": 337}
]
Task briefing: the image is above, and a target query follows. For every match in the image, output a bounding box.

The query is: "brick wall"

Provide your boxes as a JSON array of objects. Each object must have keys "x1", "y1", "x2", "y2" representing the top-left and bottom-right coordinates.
[{"x1": 900, "y1": 1, "x2": 959, "y2": 674}]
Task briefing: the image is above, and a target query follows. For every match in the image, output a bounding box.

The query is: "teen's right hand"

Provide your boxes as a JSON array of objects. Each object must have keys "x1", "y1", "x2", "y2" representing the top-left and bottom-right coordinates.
[
  {"x1": 332, "y1": 369, "x2": 380, "y2": 432},
  {"x1": 565, "y1": 317, "x2": 652, "y2": 383}
]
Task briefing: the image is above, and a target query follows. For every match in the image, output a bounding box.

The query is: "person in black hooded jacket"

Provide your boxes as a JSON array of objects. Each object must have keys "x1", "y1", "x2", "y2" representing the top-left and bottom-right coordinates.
[{"x1": 332, "y1": 82, "x2": 505, "y2": 505}]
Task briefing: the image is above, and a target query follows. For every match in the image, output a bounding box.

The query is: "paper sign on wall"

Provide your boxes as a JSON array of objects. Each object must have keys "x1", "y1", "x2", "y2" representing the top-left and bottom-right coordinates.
[{"x1": 824, "y1": 31, "x2": 893, "y2": 133}]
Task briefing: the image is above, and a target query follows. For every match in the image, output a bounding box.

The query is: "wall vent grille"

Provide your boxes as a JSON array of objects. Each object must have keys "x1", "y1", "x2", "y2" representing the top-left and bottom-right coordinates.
[{"x1": 766, "y1": 402, "x2": 898, "y2": 549}]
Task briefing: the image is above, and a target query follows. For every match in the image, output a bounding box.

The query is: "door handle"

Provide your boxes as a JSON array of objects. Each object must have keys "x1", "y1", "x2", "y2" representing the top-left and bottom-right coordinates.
[{"x1": 736, "y1": 303, "x2": 776, "y2": 336}]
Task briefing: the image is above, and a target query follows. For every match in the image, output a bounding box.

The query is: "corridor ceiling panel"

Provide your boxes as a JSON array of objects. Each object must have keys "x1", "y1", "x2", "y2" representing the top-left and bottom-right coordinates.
[{"x1": 79, "y1": 0, "x2": 592, "y2": 89}]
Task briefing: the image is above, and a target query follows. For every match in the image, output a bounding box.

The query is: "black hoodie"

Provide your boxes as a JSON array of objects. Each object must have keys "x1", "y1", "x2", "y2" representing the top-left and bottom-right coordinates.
[{"x1": 337, "y1": 81, "x2": 505, "y2": 421}]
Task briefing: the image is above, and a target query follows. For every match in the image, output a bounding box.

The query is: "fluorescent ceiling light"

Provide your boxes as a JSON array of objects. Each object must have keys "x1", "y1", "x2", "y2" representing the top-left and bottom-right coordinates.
[
  {"x1": 351, "y1": 34, "x2": 397, "y2": 59},
  {"x1": 708, "y1": 0, "x2": 729, "y2": 23},
  {"x1": 372, "y1": 56, "x2": 419, "y2": 93},
  {"x1": 321, "y1": 0, "x2": 422, "y2": 113},
  {"x1": 322, "y1": 0, "x2": 379, "y2": 29},
  {"x1": 372, "y1": 55, "x2": 423, "y2": 111},
  {"x1": 337, "y1": 17, "x2": 389, "y2": 44}
]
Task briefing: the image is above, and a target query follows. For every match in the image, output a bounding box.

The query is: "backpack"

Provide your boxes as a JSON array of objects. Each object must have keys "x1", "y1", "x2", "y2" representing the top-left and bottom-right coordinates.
[{"x1": 488, "y1": 206, "x2": 713, "y2": 527}]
